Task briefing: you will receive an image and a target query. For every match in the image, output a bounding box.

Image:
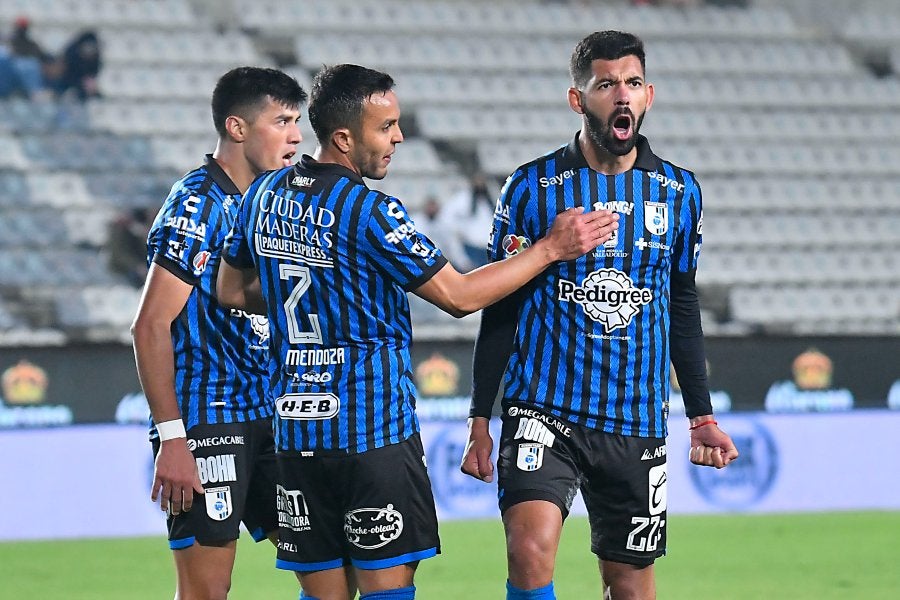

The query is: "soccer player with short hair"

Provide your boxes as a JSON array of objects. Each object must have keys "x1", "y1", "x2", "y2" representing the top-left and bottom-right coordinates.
[
  {"x1": 461, "y1": 31, "x2": 739, "y2": 600},
  {"x1": 131, "y1": 66, "x2": 306, "y2": 599},
  {"x1": 216, "y1": 63, "x2": 618, "y2": 600}
]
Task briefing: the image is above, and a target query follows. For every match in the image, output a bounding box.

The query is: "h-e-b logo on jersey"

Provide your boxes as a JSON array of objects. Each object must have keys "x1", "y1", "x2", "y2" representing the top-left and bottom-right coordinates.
[{"x1": 276, "y1": 392, "x2": 340, "y2": 420}]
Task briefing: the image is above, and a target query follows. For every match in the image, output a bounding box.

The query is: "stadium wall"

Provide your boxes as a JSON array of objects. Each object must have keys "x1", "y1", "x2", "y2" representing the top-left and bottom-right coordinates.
[
  {"x1": 2, "y1": 411, "x2": 900, "y2": 541},
  {"x1": 1, "y1": 338, "x2": 898, "y2": 540},
  {"x1": 0, "y1": 337, "x2": 898, "y2": 427}
]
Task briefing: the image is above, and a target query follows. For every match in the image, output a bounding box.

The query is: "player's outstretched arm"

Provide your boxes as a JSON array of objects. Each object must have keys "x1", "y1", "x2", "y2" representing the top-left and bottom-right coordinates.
[
  {"x1": 216, "y1": 259, "x2": 266, "y2": 314},
  {"x1": 131, "y1": 264, "x2": 204, "y2": 514},
  {"x1": 460, "y1": 417, "x2": 495, "y2": 482},
  {"x1": 688, "y1": 415, "x2": 739, "y2": 469},
  {"x1": 414, "y1": 207, "x2": 618, "y2": 317}
]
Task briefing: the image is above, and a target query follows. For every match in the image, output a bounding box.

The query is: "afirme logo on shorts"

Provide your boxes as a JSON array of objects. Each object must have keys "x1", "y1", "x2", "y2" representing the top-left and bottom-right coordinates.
[
  {"x1": 558, "y1": 268, "x2": 652, "y2": 331},
  {"x1": 196, "y1": 454, "x2": 237, "y2": 484},
  {"x1": 344, "y1": 505, "x2": 404, "y2": 549},
  {"x1": 276, "y1": 393, "x2": 340, "y2": 420}
]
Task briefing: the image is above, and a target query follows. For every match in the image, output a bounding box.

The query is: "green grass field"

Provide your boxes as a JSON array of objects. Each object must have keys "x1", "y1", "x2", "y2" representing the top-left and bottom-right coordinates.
[{"x1": 1, "y1": 512, "x2": 897, "y2": 599}]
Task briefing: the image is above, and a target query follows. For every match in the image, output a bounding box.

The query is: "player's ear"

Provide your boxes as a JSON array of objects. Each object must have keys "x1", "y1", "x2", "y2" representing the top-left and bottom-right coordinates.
[
  {"x1": 645, "y1": 81, "x2": 655, "y2": 111},
  {"x1": 224, "y1": 115, "x2": 247, "y2": 142},
  {"x1": 567, "y1": 87, "x2": 584, "y2": 115},
  {"x1": 331, "y1": 127, "x2": 353, "y2": 154}
]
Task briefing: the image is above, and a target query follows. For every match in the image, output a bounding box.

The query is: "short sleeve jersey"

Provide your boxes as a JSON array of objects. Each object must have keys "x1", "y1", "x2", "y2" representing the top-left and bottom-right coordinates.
[
  {"x1": 489, "y1": 135, "x2": 703, "y2": 438},
  {"x1": 223, "y1": 155, "x2": 447, "y2": 455},
  {"x1": 147, "y1": 155, "x2": 271, "y2": 434}
]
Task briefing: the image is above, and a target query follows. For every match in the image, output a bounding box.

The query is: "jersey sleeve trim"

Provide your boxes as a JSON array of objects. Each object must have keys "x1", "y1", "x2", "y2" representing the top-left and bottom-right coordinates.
[
  {"x1": 152, "y1": 254, "x2": 198, "y2": 286},
  {"x1": 401, "y1": 255, "x2": 449, "y2": 291}
]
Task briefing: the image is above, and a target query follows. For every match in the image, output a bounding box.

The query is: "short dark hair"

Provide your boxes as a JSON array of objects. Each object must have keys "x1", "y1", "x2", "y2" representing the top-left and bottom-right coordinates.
[
  {"x1": 308, "y1": 64, "x2": 395, "y2": 144},
  {"x1": 211, "y1": 67, "x2": 307, "y2": 136},
  {"x1": 569, "y1": 31, "x2": 646, "y2": 89}
]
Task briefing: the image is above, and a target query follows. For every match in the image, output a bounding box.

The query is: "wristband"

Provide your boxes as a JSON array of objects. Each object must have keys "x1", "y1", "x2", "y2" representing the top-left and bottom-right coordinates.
[
  {"x1": 689, "y1": 419, "x2": 717, "y2": 431},
  {"x1": 157, "y1": 419, "x2": 187, "y2": 441}
]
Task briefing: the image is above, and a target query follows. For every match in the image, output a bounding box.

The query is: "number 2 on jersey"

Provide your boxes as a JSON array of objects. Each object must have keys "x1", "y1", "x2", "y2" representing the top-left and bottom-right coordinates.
[{"x1": 279, "y1": 264, "x2": 323, "y2": 344}]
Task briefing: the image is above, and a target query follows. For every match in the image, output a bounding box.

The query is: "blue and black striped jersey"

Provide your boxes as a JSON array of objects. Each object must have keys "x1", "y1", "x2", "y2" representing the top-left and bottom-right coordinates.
[
  {"x1": 488, "y1": 135, "x2": 703, "y2": 438},
  {"x1": 147, "y1": 155, "x2": 271, "y2": 435},
  {"x1": 222, "y1": 155, "x2": 447, "y2": 455}
]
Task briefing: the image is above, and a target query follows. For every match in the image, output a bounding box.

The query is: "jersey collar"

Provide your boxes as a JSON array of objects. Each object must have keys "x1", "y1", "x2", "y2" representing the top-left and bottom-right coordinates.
[
  {"x1": 560, "y1": 132, "x2": 661, "y2": 174},
  {"x1": 298, "y1": 154, "x2": 366, "y2": 185},
  {"x1": 204, "y1": 154, "x2": 242, "y2": 195}
]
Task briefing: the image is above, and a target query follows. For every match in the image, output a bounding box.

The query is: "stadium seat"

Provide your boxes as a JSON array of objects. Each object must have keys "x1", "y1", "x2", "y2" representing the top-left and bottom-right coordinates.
[{"x1": 0, "y1": 0, "x2": 898, "y2": 338}]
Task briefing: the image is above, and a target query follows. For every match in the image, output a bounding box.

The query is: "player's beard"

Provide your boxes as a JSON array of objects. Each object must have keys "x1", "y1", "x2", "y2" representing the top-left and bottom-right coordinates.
[{"x1": 584, "y1": 105, "x2": 645, "y2": 157}]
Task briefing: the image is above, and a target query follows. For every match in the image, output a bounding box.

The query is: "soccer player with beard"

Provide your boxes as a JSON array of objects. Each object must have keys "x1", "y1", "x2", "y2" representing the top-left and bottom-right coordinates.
[{"x1": 461, "y1": 31, "x2": 739, "y2": 600}]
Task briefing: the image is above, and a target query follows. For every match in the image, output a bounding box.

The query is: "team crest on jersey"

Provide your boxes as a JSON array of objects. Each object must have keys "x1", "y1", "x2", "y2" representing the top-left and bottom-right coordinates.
[
  {"x1": 502, "y1": 234, "x2": 531, "y2": 257},
  {"x1": 516, "y1": 443, "x2": 544, "y2": 471},
  {"x1": 205, "y1": 486, "x2": 232, "y2": 521},
  {"x1": 557, "y1": 268, "x2": 653, "y2": 332},
  {"x1": 192, "y1": 250, "x2": 211, "y2": 275},
  {"x1": 644, "y1": 202, "x2": 668, "y2": 236}
]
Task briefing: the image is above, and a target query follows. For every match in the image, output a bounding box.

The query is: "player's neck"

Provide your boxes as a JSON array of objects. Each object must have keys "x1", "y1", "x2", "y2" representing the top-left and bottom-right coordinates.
[
  {"x1": 579, "y1": 130, "x2": 637, "y2": 175},
  {"x1": 312, "y1": 145, "x2": 362, "y2": 178},
  {"x1": 211, "y1": 140, "x2": 256, "y2": 193}
]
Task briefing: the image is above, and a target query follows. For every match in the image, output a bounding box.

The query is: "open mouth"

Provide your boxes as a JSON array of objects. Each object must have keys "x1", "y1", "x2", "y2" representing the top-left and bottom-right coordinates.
[
  {"x1": 611, "y1": 113, "x2": 633, "y2": 141},
  {"x1": 282, "y1": 151, "x2": 296, "y2": 166}
]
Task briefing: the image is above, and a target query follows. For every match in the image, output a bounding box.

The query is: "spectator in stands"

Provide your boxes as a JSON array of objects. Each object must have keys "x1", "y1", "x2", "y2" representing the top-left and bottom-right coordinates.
[
  {"x1": 51, "y1": 29, "x2": 101, "y2": 101},
  {"x1": 0, "y1": 47, "x2": 24, "y2": 99},
  {"x1": 131, "y1": 67, "x2": 307, "y2": 600},
  {"x1": 442, "y1": 172, "x2": 498, "y2": 271},
  {"x1": 409, "y1": 195, "x2": 467, "y2": 267},
  {"x1": 106, "y1": 207, "x2": 153, "y2": 287},
  {"x1": 5, "y1": 16, "x2": 53, "y2": 99}
]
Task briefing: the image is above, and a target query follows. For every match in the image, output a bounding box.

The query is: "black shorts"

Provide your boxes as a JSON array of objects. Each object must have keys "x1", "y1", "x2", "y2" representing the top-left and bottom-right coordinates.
[
  {"x1": 497, "y1": 403, "x2": 667, "y2": 566},
  {"x1": 151, "y1": 418, "x2": 278, "y2": 549},
  {"x1": 274, "y1": 433, "x2": 440, "y2": 572}
]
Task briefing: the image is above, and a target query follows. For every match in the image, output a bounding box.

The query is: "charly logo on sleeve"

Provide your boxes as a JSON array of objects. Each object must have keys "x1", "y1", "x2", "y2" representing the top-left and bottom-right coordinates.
[
  {"x1": 557, "y1": 268, "x2": 652, "y2": 331},
  {"x1": 344, "y1": 505, "x2": 404, "y2": 549}
]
